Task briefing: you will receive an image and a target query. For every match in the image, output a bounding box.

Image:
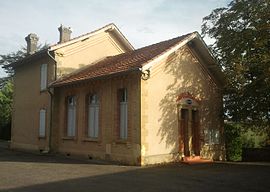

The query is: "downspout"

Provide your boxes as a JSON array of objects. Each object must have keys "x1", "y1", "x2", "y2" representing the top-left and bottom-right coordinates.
[
  {"x1": 48, "y1": 88, "x2": 54, "y2": 153},
  {"x1": 47, "y1": 50, "x2": 57, "y2": 153},
  {"x1": 47, "y1": 50, "x2": 57, "y2": 81}
]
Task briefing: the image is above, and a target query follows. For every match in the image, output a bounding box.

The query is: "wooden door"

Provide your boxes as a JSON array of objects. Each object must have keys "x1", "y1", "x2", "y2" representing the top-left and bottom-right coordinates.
[
  {"x1": 192, "y1": 110, "x2": 200, "y2": 156},
  {"x1": 180, "y1": 109, "x2": 189, "y2": 156}
]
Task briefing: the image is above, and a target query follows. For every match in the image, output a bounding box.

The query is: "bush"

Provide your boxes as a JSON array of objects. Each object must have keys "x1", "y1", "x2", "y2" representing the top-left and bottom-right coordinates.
[
  {"x1": 224, "y1": 123, "x2": 242, "y2": 161},
  {"x1": 224, "y1": 123, "x2": 269, "y2": 161},
  {"x1": 241, "y1": 134, "x2": 255, "y2": 148},
  {"x1": 0, "y1": 80, "x2": 12, "y2": 140}
]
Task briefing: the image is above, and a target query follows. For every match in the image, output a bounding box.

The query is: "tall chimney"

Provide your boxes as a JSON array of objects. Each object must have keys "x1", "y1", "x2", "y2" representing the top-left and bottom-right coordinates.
[
  {"x1": 25, "y1": 33, "x2": 39, "y2": 54},
  {"x1": 58, "y1": 25, "x2": 72, "y2": 43}
]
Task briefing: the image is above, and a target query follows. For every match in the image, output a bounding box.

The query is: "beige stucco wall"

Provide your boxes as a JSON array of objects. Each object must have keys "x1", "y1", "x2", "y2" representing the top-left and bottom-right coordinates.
[
  {"x1": 11, "y1": 30, "x2": 130, "y2": 153},
  {"x1": 11, "y1": 56, "x2": 55, "y2": 151},
  {"x1": 52, "y1": 72, "x2": 141, "y2": 165},
  {"x1": 55, "y1": 32, "x2": 127, "y2": 76},
  {"x1": 141, "y1": 46, "x2": 225, "y2": 165},
  {"x1": 11, "y1": 31, "x2": 225, "y2": 166}
]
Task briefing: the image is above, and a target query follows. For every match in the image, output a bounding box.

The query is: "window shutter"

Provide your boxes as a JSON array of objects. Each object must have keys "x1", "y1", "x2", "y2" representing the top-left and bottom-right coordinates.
[
  {"x1": 120, "y1": 103, "x2": 124, "y2": 139},
  {"x1": 39, "y1": 109, "x2": 46, "y2": 137},
  {"x1": 120, "y1": 102, "x2": 128, "y2": 139},
  {"x1": 88, "y1": 103, "x2": 99, "y2": 138},
  {"x1": 124, "y1": 103, "x2": 128, "y2": 138},
  {"x1": 94, "y1": 104, "x2": 99, "y2": 138},
  {"x1": 119, "y1": 88, "x2": 128, "y2": 139},
  {"x1": 40, "y1": 64, "x2": 47, "y2": 90},
  {"x1": 71, "y1": 107, "x2": 76, "y2": 136},
  {"x1": 88, "y1": 94, "x2": 99, "y2": 138},
  {"x1": 88, "y1": 105, "x2": 95, "y2": 137},
  {"x1": 67, "y1": 97, "x2": 76, "y2": 137},
  {"x1": 67, "y1": 107, "x2": 73, "y2": 136}
]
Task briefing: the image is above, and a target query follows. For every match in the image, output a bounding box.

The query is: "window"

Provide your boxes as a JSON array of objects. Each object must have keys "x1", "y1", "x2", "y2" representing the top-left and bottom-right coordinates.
[
  {"x1": 204, "y1": 129, "x2": 220, "y2": 144},
  {"x1": 88, "y1": 94, "x2": 99, "y2": 138},
  {"x1": 67, "y1": 96, "x2": 76, "y2": 137},
  {"x1": 40, "y1": 64, "x2": 47, "y2": 90},
  {"x1": 39, "y1": 109, "x2": 46, "y2": 137},
  {"x1": 119, "y1": 88, "x2": 128, "y2": 139},
  {"x1": 212, "y1": 129, "x2": 220, "y2": 144}
]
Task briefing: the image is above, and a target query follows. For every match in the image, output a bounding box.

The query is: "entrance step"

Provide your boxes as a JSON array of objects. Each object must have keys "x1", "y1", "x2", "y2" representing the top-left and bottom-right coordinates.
[{"x1": 182, "y1": 156, "x2": 213, "y2": 164}]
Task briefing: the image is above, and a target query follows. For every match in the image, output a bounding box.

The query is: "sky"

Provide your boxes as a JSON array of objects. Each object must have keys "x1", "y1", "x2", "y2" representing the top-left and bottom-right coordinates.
[{"x1": 0, "y1": 0, "x2": 230, "y2": 77}]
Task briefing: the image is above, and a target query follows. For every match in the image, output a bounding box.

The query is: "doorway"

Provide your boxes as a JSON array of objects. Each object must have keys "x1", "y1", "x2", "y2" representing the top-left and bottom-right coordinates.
[
  {"x1": 179, "y1": 108, "x2": 200, "y2": 156},
  {"x1": 191, "y1": 110, "x2": 200, "y2": 156}
]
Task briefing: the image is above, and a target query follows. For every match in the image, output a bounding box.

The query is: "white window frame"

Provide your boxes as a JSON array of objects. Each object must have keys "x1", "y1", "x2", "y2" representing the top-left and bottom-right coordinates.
[
  {"x1": 212, "y1": 129, "x2": 220, "y2": 144},
  {"x1": 40, "y1": 63, "x2": 47, "y2": 91},
  {"x1": 67, "y1": 96, "x2": 76, "y2": 137},
  {"x1": 39, "y1": 109, "x2": 46, "y2": 137},
  {"x1": 119, "y1": 88, "x2": 128, "y2": 139},
  {"x1": 88, "y1": 94, "x2": 99, "y2": 138},
  {"x1": 205, "y1": 129, "x2": 220, "y2": 145}
]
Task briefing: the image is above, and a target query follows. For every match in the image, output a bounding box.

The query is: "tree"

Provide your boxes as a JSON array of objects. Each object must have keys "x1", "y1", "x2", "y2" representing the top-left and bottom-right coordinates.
[
  {"x1": 0, "y1": 47, "x2": 27, "y2": 76},
  {"x1": 0, "y1": 80, "x2": 13, "y2": 124},
  {"x1": 0, "y1": 44, "x2": 48, "y2": 76},
  {"x1": 201, "y1": 0, "x2": 270, "y2": 135},
  {"x1": 0, "y1": 80, "x2": 13, "y2": 139}
]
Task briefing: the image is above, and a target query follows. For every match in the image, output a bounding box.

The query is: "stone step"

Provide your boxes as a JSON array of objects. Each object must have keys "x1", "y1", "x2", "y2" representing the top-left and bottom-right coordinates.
[{"x1": 182, "y1": 156, "x2": 213, "y2": 164}]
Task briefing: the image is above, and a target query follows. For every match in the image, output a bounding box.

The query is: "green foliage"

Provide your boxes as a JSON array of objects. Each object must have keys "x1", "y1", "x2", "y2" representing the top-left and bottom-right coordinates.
[
  {"x1": 201, "y1": 0, "x2": 270, "y2": 132},
  {"x1": 0, "y1": 77, "x2": 10, "y2": 89},
  {"x1": 0, "y1": 80, "x2": 13, "y2": 124},
  {"x1": 225, "y1": 123, "x2": 268, "y2": 161},
  {"x1": 241, "y1": 134, "x2": 255, "y2": 148},
  {"x1": 0, "y1": 47, "x2": 27, "y2": 76},
  {"x1": 0, "y1": 43, "x2": 49, "y2": 76},
  {"x1": 241, "y1": 127, "x2": 268, "y2": 148},
  {"x1": 224, "y1": 123, "x2": 243, "y2": 161}
]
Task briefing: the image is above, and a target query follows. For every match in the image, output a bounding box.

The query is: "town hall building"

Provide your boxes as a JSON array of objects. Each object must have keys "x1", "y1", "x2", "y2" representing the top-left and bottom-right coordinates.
[{"x1": 8, "y1": 23, "x2": 225, "y2": 165}]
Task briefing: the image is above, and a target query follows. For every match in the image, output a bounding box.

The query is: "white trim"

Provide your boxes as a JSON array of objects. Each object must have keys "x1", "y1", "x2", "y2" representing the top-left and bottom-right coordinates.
[
  {"x1": 108, "y1": 35, "x2": 126, "y2": 53},
  {"x1": 141, "y1": 33, "x2": 198, "y2": 71},
  {"x1": 193, "y1": 33, "x2": 217, "y2": 64},
  {"x1": 49, "y1": 23, "x2": 134, "y2": 51},
  {"x1": 186, "y1": 46, "x2": 221, "y2": 87},
  {"x1": 140, "y1": 32, "x2": 224, "y2": 87},
  {"x1": 49, "y1": 25, "x2": 114, "y2": 51},
  {"x1": 106, "y1": 26, "x2": 135, "y2": 51},
  {"x1": 55, "y1": 35, "x2": 110, "y2": 57}
]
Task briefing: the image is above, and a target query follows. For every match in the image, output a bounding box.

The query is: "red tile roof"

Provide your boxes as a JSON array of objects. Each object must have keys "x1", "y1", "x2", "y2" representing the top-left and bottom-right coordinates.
[{"x1": 51, "y1": 33, "x2": 194, "y2": 87}]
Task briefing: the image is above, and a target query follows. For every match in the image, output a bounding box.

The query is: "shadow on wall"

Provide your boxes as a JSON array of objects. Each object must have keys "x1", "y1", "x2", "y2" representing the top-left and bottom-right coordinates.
[{"x1": 157, "y1": 47, "x2": 222, "y2": 158}]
